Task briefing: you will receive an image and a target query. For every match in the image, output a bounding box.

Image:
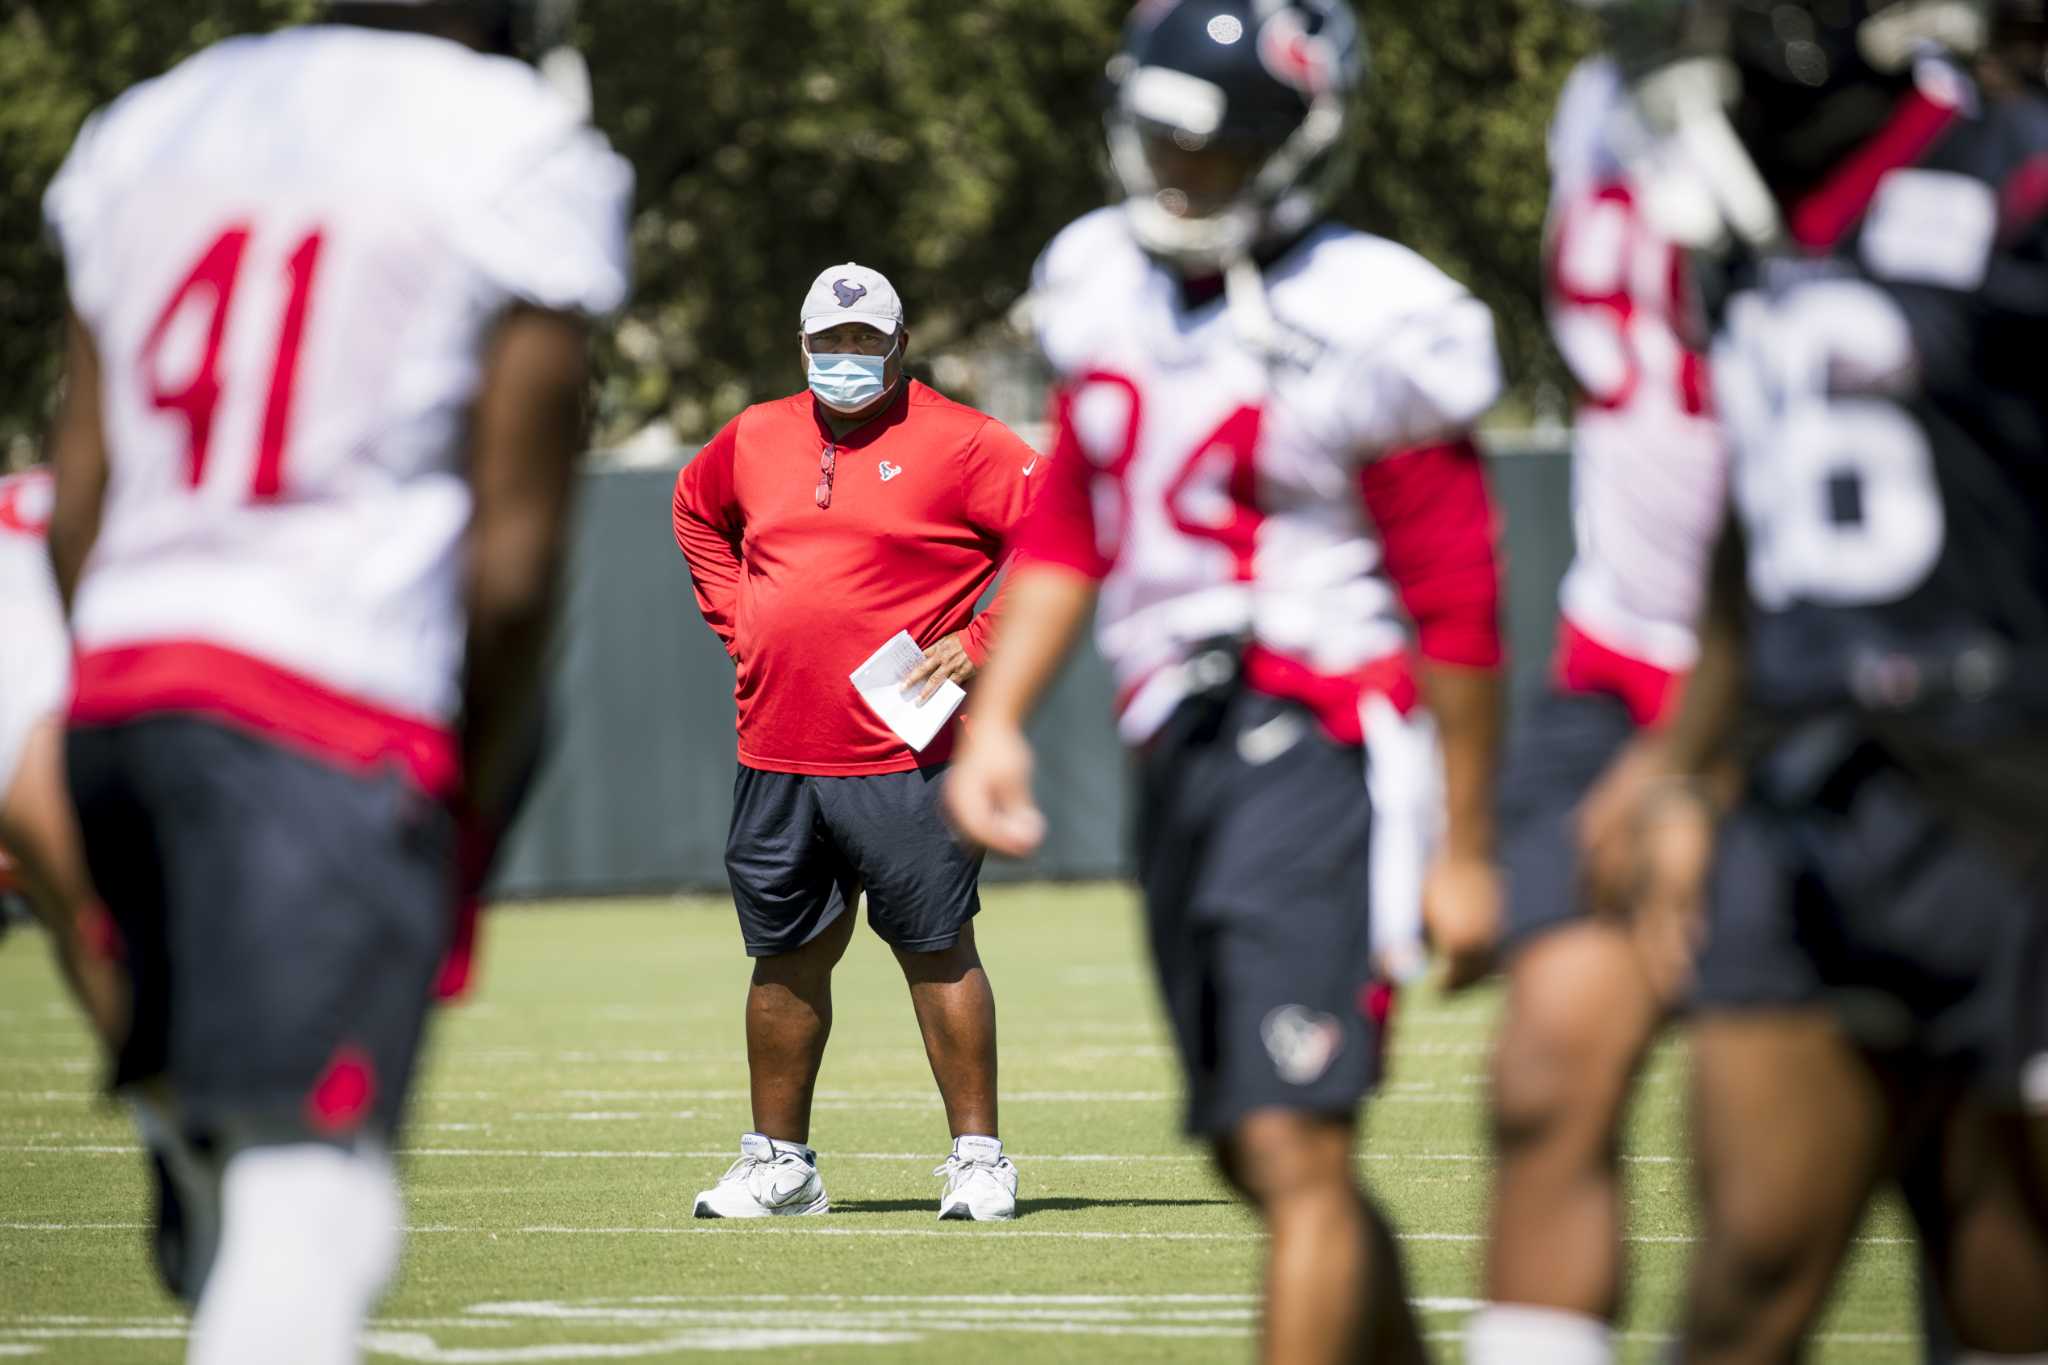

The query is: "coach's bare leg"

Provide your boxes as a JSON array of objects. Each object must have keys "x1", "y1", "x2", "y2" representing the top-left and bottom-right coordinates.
[
  {"x1": 1903, "y1": 1097, "x2": 2048, "y2": 1353},
  {"x1": 1681, "y1": 1013, "x2": 1888, "y2": 1364},
  {"x1": 896, "y1": 920, "x2": 998, "y2": 1138},
  {"x1": 745, "y1": 905, "x2": 857, "y2": 1145},
  {"x1": 1486, "y1": 923, "x2": 1662, "y2": 1318},
  {"x1": 1216, "y1": 1109, "x2": 1425, "y2": 1365},
  {"x1": 1, "y1": 718, "x2": 123, "y2": 1046}
]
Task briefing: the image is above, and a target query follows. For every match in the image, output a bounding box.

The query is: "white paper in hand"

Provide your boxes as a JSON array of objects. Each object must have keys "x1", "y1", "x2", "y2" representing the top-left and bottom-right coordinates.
[{"x1": 850, "y1": 631, "x2": 965, "y2": 753}]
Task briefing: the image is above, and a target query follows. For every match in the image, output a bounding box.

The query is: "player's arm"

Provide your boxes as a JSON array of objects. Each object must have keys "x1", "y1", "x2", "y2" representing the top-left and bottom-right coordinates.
[
  {"x1": 671, "y1": 420, "x2": 744, "y2": 658},
  {"x1": 1578, "y1": 521, "x2": 1747, "y2": 914},
  {"x1": 1360, "y1": 438, "x2": 1507, "y2": 989},
  {"x1": 945, "y1": 565, "x2": 1098, "y2": 859},
  {"x1": 46, "y1": 306, "x2": 108, "y2": 614},
  {"x1": 461, "y1": 306, "x2": 588, "y2": 824},
  {"x1": 944, "y1": 390, "x2": 1111, "y2": 858}
]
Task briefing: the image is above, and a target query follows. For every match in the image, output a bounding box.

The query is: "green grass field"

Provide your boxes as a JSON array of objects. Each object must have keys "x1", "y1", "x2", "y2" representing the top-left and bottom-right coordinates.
[{"x1": 2, "y1": 885, "x2": 1924, "y2": 1361}]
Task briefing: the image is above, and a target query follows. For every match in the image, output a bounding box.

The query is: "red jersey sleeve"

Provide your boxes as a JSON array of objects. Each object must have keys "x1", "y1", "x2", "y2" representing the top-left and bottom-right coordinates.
[
  {"x1": 672, "y1": 417, "x2": 745, "y2": 656},
  {"x1": 1009, "y1": 385, "x2": 1116, "y2": 582},
  {"x1": 1359, "y1": 438, "x2": 1503, "y2": 669},
  {"x1": 957, "y1": 417, "x2": 1045, "y2": 666}
]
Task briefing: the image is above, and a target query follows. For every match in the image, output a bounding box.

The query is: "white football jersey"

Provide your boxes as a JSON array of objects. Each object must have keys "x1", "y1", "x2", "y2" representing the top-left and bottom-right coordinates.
[
  {"x1": 1029, "y1": 207, "x2": 1502, "y2": 744},
  {"x1": 1545, "y1": 58, "x2": 1726, "y2": 679},
  {"x1": 0, "y1": 470, "x2": 69, "y2": 795},
  {"x1": 42, "y1": 25, "x2": 632, "y2": 768}
]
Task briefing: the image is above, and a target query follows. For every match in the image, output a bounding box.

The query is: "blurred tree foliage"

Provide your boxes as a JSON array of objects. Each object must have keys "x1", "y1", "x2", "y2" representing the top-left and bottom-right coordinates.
[{"x1": 0, "y1": 0, "x2": 1589, "y2": 457}]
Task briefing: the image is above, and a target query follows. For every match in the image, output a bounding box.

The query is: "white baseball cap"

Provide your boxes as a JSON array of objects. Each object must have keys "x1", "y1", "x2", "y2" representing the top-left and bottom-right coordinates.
[{"x1": 800, "y1": 263, "x2": 904, "y2": 336}]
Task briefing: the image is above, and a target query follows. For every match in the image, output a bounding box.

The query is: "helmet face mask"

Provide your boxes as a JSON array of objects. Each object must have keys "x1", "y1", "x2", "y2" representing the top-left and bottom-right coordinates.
[
  {"x1": 1104, "y1": 0, "x2": 1364, "y2": 272},
  {"x1": 1591, "y1": 0, "x2": 1992, "y2": 253}
]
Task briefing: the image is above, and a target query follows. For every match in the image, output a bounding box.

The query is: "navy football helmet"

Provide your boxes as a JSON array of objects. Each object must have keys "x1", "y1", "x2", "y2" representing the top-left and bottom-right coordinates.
[
  {"x1": 1104, "y1": 0, "x2": 1365, "y2": 271},
  {"x1": 331, "y1": 0, "x2": 589, "y2": 111},
  {"x1": 331, "y1": 0, "x2": 577, "y2": 62}
]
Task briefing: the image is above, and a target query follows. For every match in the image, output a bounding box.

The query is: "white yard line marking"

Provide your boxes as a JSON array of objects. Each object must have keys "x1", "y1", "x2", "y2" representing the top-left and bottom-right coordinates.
[
  {"x1": 0, "y1": 1292, "x2": 1923, "y2": 1358},
  {"x1": 0, "y1": 1219, "x2": 1917, "y2": 1248},
  {"x1": 0, "y1": 1329, "x2": 187, "y2": 1342},
  {"x1": 1422, "y1": 1330, "x2": 1916, "y2": 1347},
  {"x1": 2, "y1": 1145, "x2": 138, "y2": 1155},
  {"x1": 509, "y1": 1113, "x2": 700, "y2": 1123},
  {"x1": 0, "y1": 1143, "x2": 1681, "y2": 1165},
  {"x1": 361, "y1": 1329, "x2": 927, "y2": 1360}
]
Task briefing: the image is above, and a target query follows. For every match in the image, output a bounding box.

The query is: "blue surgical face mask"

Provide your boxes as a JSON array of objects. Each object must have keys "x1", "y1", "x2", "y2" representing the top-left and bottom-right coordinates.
[{"x1": 806, "y1": 338, "x2": 897, "y2": 412}]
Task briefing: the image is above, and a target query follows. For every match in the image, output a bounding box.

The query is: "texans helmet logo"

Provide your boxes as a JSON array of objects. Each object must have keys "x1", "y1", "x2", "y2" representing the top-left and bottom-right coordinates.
[
  {"x1": 1258, "y1": 5, "x2": 1350, "y2": 97},
  {"x1": 833, "y1": 279, "x2": 869, "y2": 308}
]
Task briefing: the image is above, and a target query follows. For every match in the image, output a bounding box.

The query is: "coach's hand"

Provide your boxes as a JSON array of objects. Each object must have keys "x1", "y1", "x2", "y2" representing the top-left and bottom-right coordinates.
[
  {"x1": 904, "y1": 632, "x2": 978, "y2": 705},
  {"x1": 943, "y1": 723, "x2": 1047, "y2": 858},
  {"x1": 1424, "y1": 851, "x2": 1502, "y2": 992}
]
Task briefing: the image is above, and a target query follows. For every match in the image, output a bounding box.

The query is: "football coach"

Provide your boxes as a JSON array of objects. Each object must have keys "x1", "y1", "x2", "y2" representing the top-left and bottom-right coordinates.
[{"x1": 673, "y1": 263, "x2": 1040, "y2": 1222}]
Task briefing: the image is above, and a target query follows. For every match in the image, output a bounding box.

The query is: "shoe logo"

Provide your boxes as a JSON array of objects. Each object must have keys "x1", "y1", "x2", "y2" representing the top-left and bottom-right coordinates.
[
  {"x1": 755, "y1": 1161, "x2": 814, "y2": 1205},
  {"x1": 833, "y1": 279, "x2": 868, "y2": 308},
  {"x1": 1022, "y1": 457, "x2": 1040, "y2": 476},
  {"x1": 879, "y1": 461, "x2": 904, "y2": 482},
  {"x1": 1262, "y1": 1005, "x2": 1343, "y2": 1085},
  {"x1": 1236, "y1": 713, "x2": 1305, "y2": 766}
]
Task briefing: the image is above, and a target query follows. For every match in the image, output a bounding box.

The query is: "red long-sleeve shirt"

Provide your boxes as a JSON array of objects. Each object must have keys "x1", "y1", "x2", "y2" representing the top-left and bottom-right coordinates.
[{"x1": 673, "y1": 380, "x2": 1040, "y2": 775}]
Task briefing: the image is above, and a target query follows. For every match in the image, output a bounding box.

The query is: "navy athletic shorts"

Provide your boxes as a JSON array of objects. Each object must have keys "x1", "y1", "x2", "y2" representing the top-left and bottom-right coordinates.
[
  {"x1": 1136, "y1": 688, "x2": 1383, "y2": 1138},
  {"x1": 1497, "y1": 685, "x2": 1639, "y2": 956},
  {"x1": 1698, "y1": 725, "x2": 2048, "y2": 1103},
  {"x1": 724, "y1": 763, "x2": 983, "y2": 957},
  {"x1": 67, "y1": 715, "x2": 455, "y2": 1143}
]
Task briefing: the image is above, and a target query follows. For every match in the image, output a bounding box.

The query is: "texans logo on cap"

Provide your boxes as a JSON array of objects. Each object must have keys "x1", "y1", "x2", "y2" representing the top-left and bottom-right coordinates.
[{"x1": 833, "y1": 280, "x2": 869, "y2": 308}]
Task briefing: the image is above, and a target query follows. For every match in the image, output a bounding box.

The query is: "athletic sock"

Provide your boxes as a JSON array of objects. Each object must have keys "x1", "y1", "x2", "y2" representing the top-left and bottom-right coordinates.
[
  {"x1": 187, "y1": 1143, "x2": 401, "y2": 1365},
  {"x1": 952, "y1": 1134, "x2": 1003, "y2": 1162},
  {"x1": 1465, "y1": 1304, "x2": 1615, "y2": 1365},
  {"x1": 762, "y1": 1135, "x2": 816, "y2": 1165}
]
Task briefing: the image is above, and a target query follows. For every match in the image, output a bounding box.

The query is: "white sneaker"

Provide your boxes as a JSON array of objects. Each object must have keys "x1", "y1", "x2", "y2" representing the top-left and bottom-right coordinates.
[
  {"x1": 692, "y1": 1133, "x2": 828, "y2": 1218},
  {"x1": 935, "y1": 1135, "x2": 1017, "y2": 1221}
]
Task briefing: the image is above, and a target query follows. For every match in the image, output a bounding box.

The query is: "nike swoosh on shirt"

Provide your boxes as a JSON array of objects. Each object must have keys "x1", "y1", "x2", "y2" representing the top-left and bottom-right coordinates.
[{"x1": 1022, "y1": 458, "x2": 1040, "y2": 476}]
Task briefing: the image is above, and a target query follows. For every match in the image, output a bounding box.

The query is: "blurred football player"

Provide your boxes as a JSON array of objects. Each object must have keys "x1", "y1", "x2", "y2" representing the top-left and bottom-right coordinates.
[
  {"x1": 1464, "y1": 18, "x2": 1729, "y2": 1362},
  {"x1": 1578, "y1": 0, "x2": 2048, "y2": 1357},
  {"x1": 0, "y1": 464, "x2": 124, "y2": 1046},
  {"x1": 41, "y1": 2, "x2": 630, "y2": 1361},
  {"x1": 945, "y1": 2, "x2": 1506, "y2": 1360}
]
